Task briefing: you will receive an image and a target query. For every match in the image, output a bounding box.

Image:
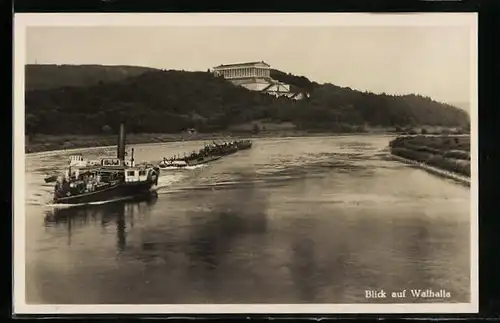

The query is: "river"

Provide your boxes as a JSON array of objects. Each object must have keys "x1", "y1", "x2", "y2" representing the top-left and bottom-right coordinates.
[{"x1": 24, "y1": 135, "x2": 471, "y2": 304}]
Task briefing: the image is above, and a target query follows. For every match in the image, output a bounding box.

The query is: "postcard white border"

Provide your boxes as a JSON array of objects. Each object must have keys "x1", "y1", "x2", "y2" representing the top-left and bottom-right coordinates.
[{"x1": 13, "y1": 12, "x2": 479, "y2": 315}]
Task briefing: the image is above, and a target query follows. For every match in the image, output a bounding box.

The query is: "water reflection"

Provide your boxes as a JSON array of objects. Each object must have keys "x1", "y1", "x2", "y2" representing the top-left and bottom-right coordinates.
[
  {"x1": 44, "y1": 196, "x2": 158, "y2": 251},
  {"x1": 290, "y1": 236, "x2": 318, "y2": 302},
  {"x1": 183, "y1": 172, "x2": 269, "y2": 301},
  {"x1": 157, "y1": 172, "x2": 268, "y2": 264},
  {"x1": 26, "y1": 136, "x2": 471, "y2": 304}
]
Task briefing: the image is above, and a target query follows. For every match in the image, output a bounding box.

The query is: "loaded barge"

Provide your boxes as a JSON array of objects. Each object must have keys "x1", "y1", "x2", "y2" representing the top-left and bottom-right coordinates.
[{"x1": 159, "y1": 139, "x2": 252, "y2": 169}]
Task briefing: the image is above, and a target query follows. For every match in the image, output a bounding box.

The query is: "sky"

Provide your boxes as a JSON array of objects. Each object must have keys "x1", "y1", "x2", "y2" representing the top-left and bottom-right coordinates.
[{"x1": 25, "y1": 23, "x2": 474, "y2": 104}]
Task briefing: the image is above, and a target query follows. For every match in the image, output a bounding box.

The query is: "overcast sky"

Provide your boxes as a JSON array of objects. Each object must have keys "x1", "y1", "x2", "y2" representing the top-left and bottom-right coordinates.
[{"x1": 26, "y1": 24, "x2": 474, "y2": 104}]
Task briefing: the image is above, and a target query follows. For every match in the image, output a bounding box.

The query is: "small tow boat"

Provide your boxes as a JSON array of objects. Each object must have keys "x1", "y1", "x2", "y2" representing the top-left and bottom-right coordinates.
[
  {"x1": 159, "y1": 155, "x2": 221, "y2": 169},
  {"x1": 44, "y1": 174, "x2": 58, "y2": 183},
  {"x1": 158, "y1": 159, "x2": 188, "y2": 169}
]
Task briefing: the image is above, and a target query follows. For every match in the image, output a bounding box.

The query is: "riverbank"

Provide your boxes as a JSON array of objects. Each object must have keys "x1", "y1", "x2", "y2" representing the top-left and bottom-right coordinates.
[
  {"x1": 25, "y1": 129, "x2": 395, "y2": 154},
  {"x1": 389, "y1": 135, "x2": 471, "y2": 184},
  {"x1": 390, "y1": 154, "x2": 470, "y2": 187}
]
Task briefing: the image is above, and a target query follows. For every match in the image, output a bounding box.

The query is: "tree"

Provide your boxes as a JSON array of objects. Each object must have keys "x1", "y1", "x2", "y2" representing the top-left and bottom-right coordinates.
[
  {"x1": 25, "y1": 113, "x2": 40, "y2": 134},
  {"x1": 25, "y1": 66, "x2": 471, "y2": 135},
  {"x1": 101, "y1": 124, "x2": 112, "y2": 134}
]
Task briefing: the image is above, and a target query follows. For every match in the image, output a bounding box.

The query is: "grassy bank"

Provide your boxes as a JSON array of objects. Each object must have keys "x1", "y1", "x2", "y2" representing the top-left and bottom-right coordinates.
[
  {"x1": 389, "y1": 135, "x2": 471, "y2": 178},
  {"x1": 25, "y1": 129, "x2": 374, "y2": 154},
  {"x1": 25, "y1": 122, "x2": 468, "y2": 154},
  {"x1": 26, "y1": 120, "x2": 407, "y2": 154}
]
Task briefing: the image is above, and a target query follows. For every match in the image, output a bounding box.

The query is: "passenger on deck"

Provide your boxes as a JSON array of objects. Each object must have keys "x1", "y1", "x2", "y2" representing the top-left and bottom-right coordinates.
[{"x1": 86, "y1": 180, "x2": 94, "y2": 192}]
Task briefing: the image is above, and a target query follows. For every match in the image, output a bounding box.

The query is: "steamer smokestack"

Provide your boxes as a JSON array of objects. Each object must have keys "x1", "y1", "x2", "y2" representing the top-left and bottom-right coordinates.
[{"x1": 117, "y1": 123, "x2": 126, "y2": 161}]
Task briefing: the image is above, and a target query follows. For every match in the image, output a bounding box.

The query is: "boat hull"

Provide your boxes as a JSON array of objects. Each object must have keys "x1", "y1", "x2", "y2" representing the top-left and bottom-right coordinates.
[
  {"x1": 53, "y1": 181, "x2": 156, "y2": 205},
  {"x1": 236, "y1": 143, "x2": 252, "y2": 150},
  {"x1": 214, "y1": 147, "x2": 238, "y2": 157},
  {"x1": 159, "y1": 155, "x2": 221, "y2": 169},
  {"x1": 186, "y1": 155, "x2": 221, "y2": 166},
  {"x1": 44, "y1": 175, "x2": 58, "y2": 183}
]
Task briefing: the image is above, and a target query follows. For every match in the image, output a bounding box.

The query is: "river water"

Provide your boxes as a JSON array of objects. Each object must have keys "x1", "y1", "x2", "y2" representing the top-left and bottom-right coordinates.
[{"x1": 24, "y1": 135, "x2": 471, "y2": 304}]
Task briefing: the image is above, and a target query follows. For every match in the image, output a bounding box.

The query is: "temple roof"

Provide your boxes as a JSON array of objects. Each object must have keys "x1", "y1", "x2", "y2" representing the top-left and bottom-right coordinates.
[{"x1": 213, "y1": 61, "x2": 271, "y2": 68}]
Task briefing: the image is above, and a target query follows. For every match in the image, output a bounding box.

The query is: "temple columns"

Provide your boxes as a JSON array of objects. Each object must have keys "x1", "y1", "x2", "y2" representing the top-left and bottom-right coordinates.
[{"x1": 217, "y1": 67, "x2": 271, "y2": 78}]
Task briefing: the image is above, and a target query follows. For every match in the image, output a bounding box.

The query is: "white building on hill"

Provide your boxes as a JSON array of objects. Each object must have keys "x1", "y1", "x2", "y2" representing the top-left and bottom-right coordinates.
[{"x1": 212, "y1": 61, "x2": 308, "y2": 100}]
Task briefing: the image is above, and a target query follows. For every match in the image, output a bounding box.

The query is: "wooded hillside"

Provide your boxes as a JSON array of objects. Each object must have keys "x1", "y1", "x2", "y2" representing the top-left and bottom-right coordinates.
[
  {"x1": 25, "y1": 64, "x2": 470, "y2": 135},
  {"x1": 25, "y1": 64, "x2": 156, "y2": 91}
]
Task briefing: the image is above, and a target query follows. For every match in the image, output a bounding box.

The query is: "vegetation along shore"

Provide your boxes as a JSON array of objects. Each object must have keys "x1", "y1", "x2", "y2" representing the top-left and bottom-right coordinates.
[
  {"x1": 25, "y1": 130, "x2": 298, "y2": 154},
  {"x1": 25, "y1": 127, "x2": 388, "y2": 154},
  {"x1": 26, "y1": 122, "x2": 467, "y2": 154},
  {"x1": 25, "y1": 64, "x2": 470, "y2": 154},
  {"x1": 389, "y1": 135, "x2": 470, "y2": 183}
]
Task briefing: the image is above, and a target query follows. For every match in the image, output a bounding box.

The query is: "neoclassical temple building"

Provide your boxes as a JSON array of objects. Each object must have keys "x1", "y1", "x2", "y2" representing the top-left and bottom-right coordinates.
[{"x1": 212, "y1": 61, "x2": 308, "y2": 100}]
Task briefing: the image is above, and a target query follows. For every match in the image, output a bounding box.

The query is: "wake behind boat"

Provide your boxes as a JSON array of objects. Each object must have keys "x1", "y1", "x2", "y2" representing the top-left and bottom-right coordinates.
[{"x1": 52, "y1": 124, "x2": 160, "y2": 205}]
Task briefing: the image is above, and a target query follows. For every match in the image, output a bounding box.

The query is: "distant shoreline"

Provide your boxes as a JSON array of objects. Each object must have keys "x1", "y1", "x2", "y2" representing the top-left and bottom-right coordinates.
[{"x1": 25, "y1": 130, "x2": 396, "y2": 154}]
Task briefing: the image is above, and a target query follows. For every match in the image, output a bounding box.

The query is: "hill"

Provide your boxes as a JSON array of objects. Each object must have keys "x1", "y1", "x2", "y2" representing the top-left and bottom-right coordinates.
[
  {"x1": 25, "y1": 64, "x2": 157, "y2": 91},
  {"x1": 25, "y1": 65, "x2": 470, "y2": 135},
  {"x1": 448, "y1": 101, "x2": 470, "y2": 114},
  {"x1": 270, "y1": 69, "x2": 320, "y2": 94}
]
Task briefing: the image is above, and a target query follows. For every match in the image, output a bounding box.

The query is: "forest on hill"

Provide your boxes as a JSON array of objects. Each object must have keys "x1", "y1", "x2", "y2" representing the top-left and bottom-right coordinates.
[
  {"x1": 25, "y1": 64, "x2": 156, "y2": 91},
  {"x1": 25, "y1": 65, "x2": 470, "y2": 135}
]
